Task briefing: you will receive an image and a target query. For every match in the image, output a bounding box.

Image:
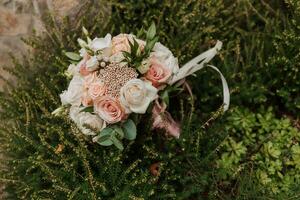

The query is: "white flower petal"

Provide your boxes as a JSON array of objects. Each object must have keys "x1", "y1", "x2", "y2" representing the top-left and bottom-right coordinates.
[
  {"x1": 90, "y1": 34, "x2": 112, "y2": 52},
  {"x1": 69, "y1": 106, "x2": 105, "y2": 135},
  {"x1": 130, "y1": 97, "x2": 151, "y2": 114},
  {"x1": 60, "y1": 76, "x2": 84, "y2": 106},
  {"x1": 86, "y1": 56, "x2": 99, "y2": 71},
  {"x1": 120, "y1": 79, "x2": 158, "y2": 114}
]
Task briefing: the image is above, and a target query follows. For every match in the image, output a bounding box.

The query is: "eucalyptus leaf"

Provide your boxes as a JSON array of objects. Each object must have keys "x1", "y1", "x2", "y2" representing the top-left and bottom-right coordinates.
[
  {"x1": 99, "y1": 139, "x2": 113, "y2": 146},
  {"x1": 122, "y1": 119, "x2": 137, "y2": 140},
  {"x1": 96, "y1": 127, "x2": 114, "y2": 146},
  {"x1": 97, "y1": 134, "x2": 111, "y2": 144},
  {"x1": 65, "y1": 52, "x2": 81, "y2": 61},
  {"x1": 100, "y1": 127, "x2": 114, "y2": 136},
  {"x1": 114, "y1": 126, "x2": 124, "y2": 139},
  {"x1": 111, "y1": 135, "x2": 124, "y2": 150}
]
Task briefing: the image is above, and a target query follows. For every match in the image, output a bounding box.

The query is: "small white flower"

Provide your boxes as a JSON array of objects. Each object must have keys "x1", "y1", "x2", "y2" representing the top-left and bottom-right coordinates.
[
  {"x1": 120, "y1": 79, "x2": 158, "y2": 114},
  {"x1": 79, "y1": 48, "x2": 87, "y2": 57},
  {"x1": 138, "y1": 59, "x2": 151, "y2": 74},
  {"x1": 86, "y1": 56, "x2": 99, "y2": 71},
  {"x1": 78, "y1": 38, "x2": 88, "y2": 48},
  {"x1": 90, "y1": 34, "x2": 112, "y2": 53},
  {"x1": 109, "y1": 52, "x2": 127, "y2": 67},
  {"x1": 69, "y1": 106, "x2": 105, "y2": 135},
  {"x1": 60, "y1": 76, "x2": 84, "y2": 106}
]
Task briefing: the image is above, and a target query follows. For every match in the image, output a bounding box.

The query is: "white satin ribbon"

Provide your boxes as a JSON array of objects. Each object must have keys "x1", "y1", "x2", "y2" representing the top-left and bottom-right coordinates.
[
  {"x1": 207, "y1": 65, "x2": 230, "y2": 111},
  {"x1": 169, "y1": 40, "x2": 230, "y2": 111},
  {"x1": 170, "y1": 40, "x2": 223, "y2": 84}
]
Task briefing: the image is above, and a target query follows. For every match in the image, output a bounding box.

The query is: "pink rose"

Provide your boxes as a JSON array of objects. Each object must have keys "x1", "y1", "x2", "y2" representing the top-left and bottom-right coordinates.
[
  {"x1": 81, "y1": 91, "x2": 93, "y2": 107},
  {"x1": 94, "y1": 96, "x2": 126, "y2": 124},
  {"x1": 83, "y1": 72, "x2": 98, "y2": 89},
  {"x1": 145, "y1": 57, "x2": 171, "y2": 87},
  {"x1": 111, "y1": 34, "x2": 131, "y2": 55},
  {"x1": 78, "y1": 54, "x2": 91, "y2": 76},
  {"x1": 88, "y1": 81, "x2": 107, "y2": 100}
]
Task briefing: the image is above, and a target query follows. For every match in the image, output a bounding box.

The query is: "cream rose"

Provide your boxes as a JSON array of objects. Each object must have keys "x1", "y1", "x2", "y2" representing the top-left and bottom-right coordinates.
[
  {"x1": 88, "y1": 81, "x2": 107, "y2": 100},
  {"x1": 81, "y1": 91, "x2": 93, "y2": 107},
  {"x1": 83, "y1": 72, "x2": 98, "y2": 89},
  {"x1": 94, "y1": 96, "x2": 126, "y2": 124},
  {"x1": 120, "y1": 79, "x2": 158, "y2": 114},
  {"x1": 111, "y1": 34, "x2": 131, "y2": 55},
  {"x1": 70, "y1": 106, "x2": 105, "y2": 135},
  {"x1": 60, "y1": 76, "x2": 84, "y2": 106},
  {"x1": 145, "y1": 57, "x2": 172, "y2": 87}
]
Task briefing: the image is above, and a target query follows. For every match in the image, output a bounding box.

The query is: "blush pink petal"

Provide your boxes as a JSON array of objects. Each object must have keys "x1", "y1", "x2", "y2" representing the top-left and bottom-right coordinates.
[
  {"x1": 94, "y1": 96, "x2": 126, "y2": 124},
  {"x1": 79, "y1": 54, "x2": 92, "y2": 76},
  {"x1": 151, "y1": 100, "x2": 180, "y2": 138},
  {"x1": 145, "y1": 57, "x2": 171, "y2": 88}
]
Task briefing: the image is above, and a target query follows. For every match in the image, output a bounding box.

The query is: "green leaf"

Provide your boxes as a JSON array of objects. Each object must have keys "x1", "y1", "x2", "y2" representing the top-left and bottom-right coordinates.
[
  {"x1": 65, "y1": 52, "x2": 81, "y2": 61},
  {"x1": 137, "y1": 27, "x2": 145, "y2": 38},
  {"x1": 147, "y1": 22, "x2": 156, "y2": 40},
  {"x1": 128, "y1": 39, "x2": 134, "y2": 52},
  {"x1": 133, "y1": 38, "x2": 139, "y2": 53},
  {"x1": 122, "y1": 119, "x2": 137, "y2": 140},
  {"x1": 82, "y1": 26, "x2": 89, "y2": 35},
  {"x1": 97, "y1": 134, "x2": 111, "y2": 144},
  {"x1": 80, "y1": 106, "x2": 94, "y2": 113},
  {"x1": 122, "y1": 51, "x2": 132, "y2": 58},
  {"x1": 145, "y1": 36, "x2": 159, "y2": 54},
  {"x1": 111, "y1": 135, "x2": 124, "y2": 150},
  {"x1": 161, "y1": 90, "x2": 169, "y2": 105},
  {"x1": 113, "y1": 126, "x2": 124, "y2": 139},
  {"x1": 96, "y1": 127, "x2": 114, "y2": 146}
]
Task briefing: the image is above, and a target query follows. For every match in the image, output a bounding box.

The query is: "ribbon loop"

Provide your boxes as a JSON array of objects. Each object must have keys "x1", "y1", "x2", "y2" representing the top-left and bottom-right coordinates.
[
  {"x1": 170, "y1": 40, "x2": 223, "y2": 84},
  {"x1": 207, "y1": 65, "x2": 230, "y2": 111},
  {"x1": 169, "y1": 40, "x2": 230, "y2": 111}
]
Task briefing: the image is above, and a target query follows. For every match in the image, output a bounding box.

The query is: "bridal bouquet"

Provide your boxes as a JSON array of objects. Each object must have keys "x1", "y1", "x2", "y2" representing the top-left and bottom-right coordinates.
[{"x1": 53, "y1": 24, "x2": 229, "y2": 150}]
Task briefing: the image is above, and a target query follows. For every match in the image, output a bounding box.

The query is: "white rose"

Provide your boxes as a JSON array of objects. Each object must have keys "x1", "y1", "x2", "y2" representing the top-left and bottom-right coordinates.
[
  {"x1": 152, "y1": 42, "x2": 179, "y2": 83},
  {"x1": 89, "y1": 34, "x2": 112, "y2": 56},
  {"x1": 60, "y1": 76, "x2": 84, "y2": 106},
  {"x1": 120, "y1": 79, "x2": 158, "y2": 114},
  {"x1": 69, "y1": 106, "x2": 105, "y2": 135},
  {"x1": 86, "y1": 56, "x2": 99, "y2": 71},
  {"x1": 66, "y1": 64, "x2": 79, "y2": 77}
]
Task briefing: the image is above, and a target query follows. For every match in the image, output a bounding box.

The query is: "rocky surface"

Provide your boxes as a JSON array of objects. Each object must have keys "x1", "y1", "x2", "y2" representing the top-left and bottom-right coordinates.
[
  {"x1": 0, "y1": 0, "x2": 92, "y2": 197},
  {"x1": 0, "y1": 0, "x2": 89, "y2": 91}
]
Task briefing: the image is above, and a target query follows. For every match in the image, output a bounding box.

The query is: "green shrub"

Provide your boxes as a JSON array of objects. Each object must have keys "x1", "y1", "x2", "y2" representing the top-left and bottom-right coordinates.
[
  {"x1": 0, "y1": 0, "x2": 300, "y2": 199},
  {"x1": 216, "y1": 107, "x2": 300, "y2": 195}
]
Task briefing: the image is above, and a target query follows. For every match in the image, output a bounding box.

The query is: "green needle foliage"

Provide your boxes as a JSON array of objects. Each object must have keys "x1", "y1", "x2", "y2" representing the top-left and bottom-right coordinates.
[{"x1": 0, "y1": 0, "x2": 299, "y2": 199}]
